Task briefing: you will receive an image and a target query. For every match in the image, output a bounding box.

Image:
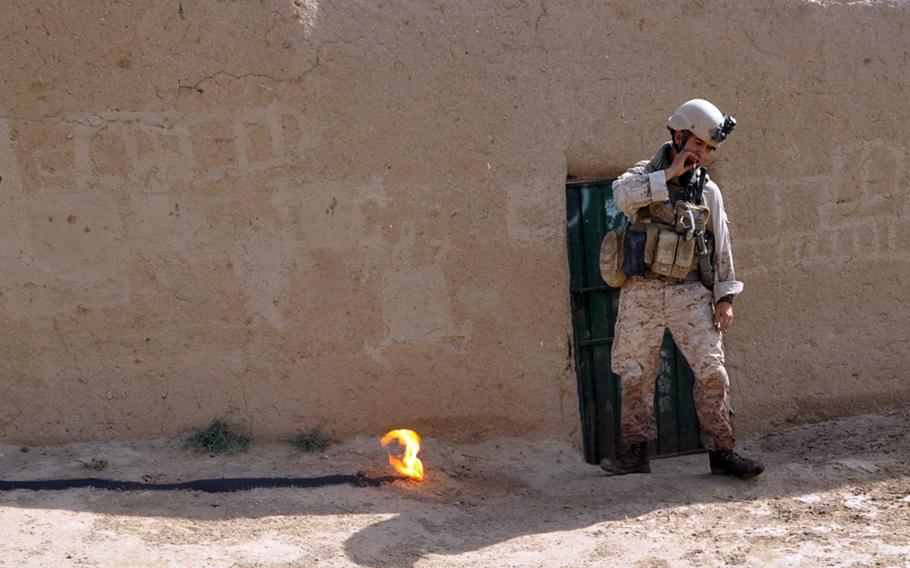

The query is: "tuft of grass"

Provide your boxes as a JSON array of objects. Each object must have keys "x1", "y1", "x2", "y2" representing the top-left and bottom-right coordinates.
[
  {"x1": 183, "y1": 418, "x2": 251, "y2": 454},
  {"x1": 81, "y1": 457, "x2": 109, "y2": 471},
  {"x1": 290, "y1": 427, "x2": 331, "y2": 453}
]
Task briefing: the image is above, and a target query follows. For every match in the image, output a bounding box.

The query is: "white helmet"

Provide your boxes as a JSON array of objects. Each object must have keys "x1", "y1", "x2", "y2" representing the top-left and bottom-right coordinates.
[{"x1": 667, "y1": 99, "x2": 736, "y2": 148}]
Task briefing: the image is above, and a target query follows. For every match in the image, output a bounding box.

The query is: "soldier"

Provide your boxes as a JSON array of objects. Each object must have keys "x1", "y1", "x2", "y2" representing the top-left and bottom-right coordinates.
[{"x1": 600, "y1": 99, "x2": 764, "y2": 479}]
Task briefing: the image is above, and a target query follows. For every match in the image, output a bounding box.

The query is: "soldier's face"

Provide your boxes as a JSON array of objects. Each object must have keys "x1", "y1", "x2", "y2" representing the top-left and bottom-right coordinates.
[{"x1": 679, "y1": 133, "x2": 714, "y2": 164}]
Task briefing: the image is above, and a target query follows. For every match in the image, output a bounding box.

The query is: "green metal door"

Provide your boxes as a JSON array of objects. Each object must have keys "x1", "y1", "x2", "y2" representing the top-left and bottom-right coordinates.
[{"x1": 565, "y1": 178, "x2": 703, "y2": 465}]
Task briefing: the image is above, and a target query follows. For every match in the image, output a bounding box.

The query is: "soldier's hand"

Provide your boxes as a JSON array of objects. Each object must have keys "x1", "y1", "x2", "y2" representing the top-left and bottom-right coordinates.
[
  {"x1": 714, "y1": 302, "x2": 733, "y2": 333},
  {"x1": 666, "y1": 150, "x2": 700, "y2": 180}
]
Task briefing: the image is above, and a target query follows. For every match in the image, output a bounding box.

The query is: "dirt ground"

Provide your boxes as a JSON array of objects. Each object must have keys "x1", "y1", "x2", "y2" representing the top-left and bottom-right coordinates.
[{"x1": 0, "y1": 410, "x2": 908, "y2": 568}]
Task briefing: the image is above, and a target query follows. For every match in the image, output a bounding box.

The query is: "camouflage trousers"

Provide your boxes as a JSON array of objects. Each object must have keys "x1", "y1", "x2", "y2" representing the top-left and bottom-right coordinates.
[{"x1": 611, "y1": 277, "x2": 735, "y2": 451}]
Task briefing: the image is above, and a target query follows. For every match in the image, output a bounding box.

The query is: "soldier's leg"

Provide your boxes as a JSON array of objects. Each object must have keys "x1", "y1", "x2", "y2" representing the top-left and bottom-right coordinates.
[
  {"x1": 665, "y1": 283, "x2": 736, "y2": 451},
  {"x1": 611, "y1": 278, "x2": 667, "y2": 445}
]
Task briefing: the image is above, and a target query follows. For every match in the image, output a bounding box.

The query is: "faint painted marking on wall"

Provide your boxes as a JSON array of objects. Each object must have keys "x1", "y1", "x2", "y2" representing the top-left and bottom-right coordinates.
[
  {"x1": 1, "y1": 118, "x2": 131, "y2": 315},
  {"x1": 19, "y1": 103, "x2": 322, "y2": 195},
  {"x1": 53, "y1": 104, "x2": 319, "y2": 188},
  {"x1": 736, "y1": 139, "x2": 910, "y2": 275},
  {"x1": 1, "y1": 104, "x2": 323, "y2": 317}
]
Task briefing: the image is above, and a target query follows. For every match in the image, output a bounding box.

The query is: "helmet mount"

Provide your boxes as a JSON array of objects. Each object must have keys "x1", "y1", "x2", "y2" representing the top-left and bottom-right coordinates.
[{"x1": 711, "y1": 114, "x2": 737, "y2": 144}]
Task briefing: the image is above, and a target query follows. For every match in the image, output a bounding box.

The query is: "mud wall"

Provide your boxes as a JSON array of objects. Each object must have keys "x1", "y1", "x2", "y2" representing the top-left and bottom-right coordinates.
[{"x1": 1, "y1": 0, "x2": 907, "y2": 443}]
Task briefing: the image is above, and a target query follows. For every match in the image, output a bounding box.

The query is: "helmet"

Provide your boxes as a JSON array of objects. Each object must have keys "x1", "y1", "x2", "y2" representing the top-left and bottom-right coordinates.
[{"x1": 667, "y1": 99, "x2": 736, "y2": 148}]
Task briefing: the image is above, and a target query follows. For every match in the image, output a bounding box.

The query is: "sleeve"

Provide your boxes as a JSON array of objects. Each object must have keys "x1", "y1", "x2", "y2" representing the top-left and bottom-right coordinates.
[
  {"x1": 706, "y1": 183, "x2": 744, "y2": 302},
  {"x1": 611, "y1": 163, "x2": 670, "y2": 217}
]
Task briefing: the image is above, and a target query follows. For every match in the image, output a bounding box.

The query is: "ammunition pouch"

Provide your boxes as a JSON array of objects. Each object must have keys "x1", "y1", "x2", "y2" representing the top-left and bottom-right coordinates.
[
  {"x1": 634, "y1": 201, "x2": 714, "y2": 285},
  {"x1": 649, "y1": 228, "x2": 697, "y2": 280},
  {"x1": 599, "y1": 225, "x2": 628, "y2": 288},
  {"x1": 623, "y1": 225, "x2": 648, "y2": 277}
]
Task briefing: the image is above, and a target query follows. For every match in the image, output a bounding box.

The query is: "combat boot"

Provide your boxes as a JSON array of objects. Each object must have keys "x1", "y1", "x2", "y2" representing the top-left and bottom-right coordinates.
[
  {"x1": 709, "y1": 449, "x2": 764, "y2": 479},
  {"x1": 600, "y1": 442, "x2": 651, "y2": 475}
]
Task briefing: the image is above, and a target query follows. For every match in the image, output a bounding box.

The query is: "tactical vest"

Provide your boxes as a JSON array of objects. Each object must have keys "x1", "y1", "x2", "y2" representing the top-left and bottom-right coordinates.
[
  {"x1": 600, "y1": 163, "x2": 715, "y2": 289},
  {"x1": 634, "y1": 194, "x2": 714, "y2": 285}
]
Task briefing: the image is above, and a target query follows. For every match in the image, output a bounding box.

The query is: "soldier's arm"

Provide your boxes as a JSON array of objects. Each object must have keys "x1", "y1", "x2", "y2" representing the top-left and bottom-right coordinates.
[
  {"x1": 611, "y1": 163, "x2": 670, "y2": 217},
  {"x1": 613, "y1": 151, "x2": 700, "y2": 217},
  {"x1": 705, "y1": 182, "x2": 744, "y2": 303}
]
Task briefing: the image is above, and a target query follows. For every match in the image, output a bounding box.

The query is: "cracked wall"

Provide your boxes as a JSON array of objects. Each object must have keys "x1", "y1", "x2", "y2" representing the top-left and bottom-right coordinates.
[{"x1": 0, "y1": 0, "x2": 908, "y2": 443}]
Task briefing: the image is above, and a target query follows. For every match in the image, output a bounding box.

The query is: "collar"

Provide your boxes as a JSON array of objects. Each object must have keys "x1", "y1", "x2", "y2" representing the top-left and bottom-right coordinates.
[{"x1": 648, "y1": 141, "x2": 674, "y2": 171}]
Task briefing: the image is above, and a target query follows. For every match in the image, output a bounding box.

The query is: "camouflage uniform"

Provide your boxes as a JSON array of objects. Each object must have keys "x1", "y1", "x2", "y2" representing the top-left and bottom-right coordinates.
[{"x1": 611, "y1": 142, "x2": 743, "y2": 451}]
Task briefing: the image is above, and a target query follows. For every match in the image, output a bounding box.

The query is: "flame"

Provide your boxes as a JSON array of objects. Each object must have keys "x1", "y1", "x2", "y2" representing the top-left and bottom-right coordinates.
[{"x1": 380, "y1": 429, "x2": 424, "y2": 481}]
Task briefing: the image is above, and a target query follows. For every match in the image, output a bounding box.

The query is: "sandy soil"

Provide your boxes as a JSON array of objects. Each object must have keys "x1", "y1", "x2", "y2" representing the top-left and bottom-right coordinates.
[{"x1": 0, "y1": 410, "x2": 908, "y2": 568}]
